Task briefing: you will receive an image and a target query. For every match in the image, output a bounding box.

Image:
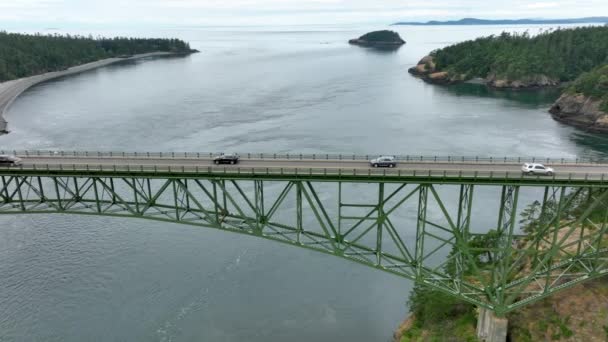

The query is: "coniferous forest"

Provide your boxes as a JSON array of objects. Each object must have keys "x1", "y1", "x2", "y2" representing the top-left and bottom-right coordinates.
[
  {"x1": 0, "y1": 32, "x2": 195, "y2": 82},
  {"x1": 566, "y1": 65, "x2": 608, "y2": 112},
  {"x1": 431, "y1": 26, "x2": 608, "y2": 82}
]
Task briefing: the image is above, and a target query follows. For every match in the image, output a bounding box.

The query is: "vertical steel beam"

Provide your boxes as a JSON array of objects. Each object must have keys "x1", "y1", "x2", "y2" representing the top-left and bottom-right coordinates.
[
  {"x1": 0, "y1": 176, "x2": 8, "y2": 202},
  {"x1": 37, "y1": 177, "x2": 45, "y2": 203},
  {"x1": 254, "y1": 180, "x2": 265, "y2": 232},
  {"x1": 172, "y1": 180, "x2": 180, "y2": 221},
  {"x1": 132, "y1": 178, "x2": 140, "y2": 214},
  {"x1": 93, "y1": 178, "x2": 102, "y2": 213},
  {"x1": 415, "y1": 185, "x2": 428, "y2": 279},
  {"x1": 495, "y1": 186, "x2": 519, "y2": 310},
  {"x1": 15, "y1": 176, "x2": 25, "y2": 211},
  {"x1": 73, "y1": 177, "x2": 80, "y2": 202},
  {"x1": 109, "y1": 178, "x2": 117, "y2": 204},
  {"x1": 543, "y1": 187, "x2": 566, "y2": 294},
  {"x1": 221, "y1": 180, "x2": 227, "y2": 213},
  {"x1": 593, "y1": 202, "x2": 608, "y2": 273},
  {"x1": 455, "y1": 184, "x2": 474, "y2": 290},
  {"x1": 184, "y1": 179, "x2": 191, "y2": 211},
  {"x1": 376, "y1": 183, "x2": 385, "y2": 266},
  {"x1": 338, "y1": 182, "x2": 342, "y2": 238},
  {"x1": 213, "y1": 180, "x2": 219, "y2": 222},
  {"x1": 296, "y1": 181, "x2": 303, "y2": 243},
  {"x1": 53, "y1": 177, "x2": 63, "y2": 210}
]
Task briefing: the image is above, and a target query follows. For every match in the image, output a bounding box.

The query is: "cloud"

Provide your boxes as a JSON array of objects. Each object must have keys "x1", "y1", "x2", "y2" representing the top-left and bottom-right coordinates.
[
  {"x1": 1, "y1": 0, "x2": 608, "y2": 27},
  {"x1": 526, "y1": 2, "x2": 559, "y2": 9}
]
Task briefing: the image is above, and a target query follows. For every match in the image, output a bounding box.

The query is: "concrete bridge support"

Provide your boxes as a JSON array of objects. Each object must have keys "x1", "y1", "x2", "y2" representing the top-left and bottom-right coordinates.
[{"x1": 476, "y1": 308, "x2": 508, "y2": 342}]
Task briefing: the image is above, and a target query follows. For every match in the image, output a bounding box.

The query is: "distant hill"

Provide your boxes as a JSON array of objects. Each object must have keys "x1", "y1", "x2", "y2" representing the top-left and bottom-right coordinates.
[{"x1": 393, "y1": 17, "x2": 608, "y2": 26}]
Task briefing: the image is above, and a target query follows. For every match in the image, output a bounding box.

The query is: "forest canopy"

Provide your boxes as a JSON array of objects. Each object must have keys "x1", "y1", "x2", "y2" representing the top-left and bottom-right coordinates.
[
  {"x1": 0, "y1": 31, "x2": 195, "y2": 82},
  {"x1": 431, "y1": 26, "x2": 608, "y2": 82},
  {"x1": 566, "y1": 65, "x2": 608, "y2": 112}
]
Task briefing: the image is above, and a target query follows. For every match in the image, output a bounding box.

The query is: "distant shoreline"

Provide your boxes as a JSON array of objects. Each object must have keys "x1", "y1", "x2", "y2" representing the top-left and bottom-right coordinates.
[
  {"x1": 392, "y1": 17, "x2": 608, "y2": 26},
  {"x1": 0, "y1": 51, "x2": 191, "y2": 135}
]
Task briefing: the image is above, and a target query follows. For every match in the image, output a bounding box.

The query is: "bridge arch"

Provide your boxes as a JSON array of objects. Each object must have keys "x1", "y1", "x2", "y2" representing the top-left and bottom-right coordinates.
[{"x1": 2, "y1": 173, "x2": 608, "y2": 315}]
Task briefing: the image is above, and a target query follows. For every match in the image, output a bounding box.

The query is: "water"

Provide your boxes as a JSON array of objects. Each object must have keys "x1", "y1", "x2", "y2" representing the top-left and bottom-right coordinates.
[{"x1": 2, "y1": 24, "x2": 608, "y2": 342}]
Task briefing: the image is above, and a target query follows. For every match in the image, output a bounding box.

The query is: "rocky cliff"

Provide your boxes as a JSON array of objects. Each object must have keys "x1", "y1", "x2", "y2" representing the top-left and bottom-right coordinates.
[
  {"x1": 549, "y1": 93, "x2": 608, "y2": 132},
  {"x1": 408, "y1": 55, "x2": 559, "y2": 88}
]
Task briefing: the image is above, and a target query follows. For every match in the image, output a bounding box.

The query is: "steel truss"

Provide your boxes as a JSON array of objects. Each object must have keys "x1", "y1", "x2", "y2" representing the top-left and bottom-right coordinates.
[{"x1": 1, "y1": 175, "x2": 608, "y2": 315}]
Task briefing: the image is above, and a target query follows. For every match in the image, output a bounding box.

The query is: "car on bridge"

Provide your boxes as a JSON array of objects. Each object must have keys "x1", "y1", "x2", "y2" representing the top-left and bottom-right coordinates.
[
  {"x1": 370, "y1": 156, "x2": 397, "y2": 168},
  {"x1": 213, "y1": 153, "x2": 240, "y2": 165},
  {"x1": 522, "y1": 163, "x2": 554, "y2": 176},
  {"x1": 0, "y1": 154, "x2": 22, "y2": 166}
]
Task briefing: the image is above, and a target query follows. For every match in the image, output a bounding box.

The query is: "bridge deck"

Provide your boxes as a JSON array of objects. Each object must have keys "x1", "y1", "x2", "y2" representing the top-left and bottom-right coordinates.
[{"x1": 1, "y1": 152, "x2": 608, "y2": 186}]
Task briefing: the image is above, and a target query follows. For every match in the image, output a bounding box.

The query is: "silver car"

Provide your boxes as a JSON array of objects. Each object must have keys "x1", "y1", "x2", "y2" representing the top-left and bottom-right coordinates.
[
  {"x1": 0, "y1": 154, "x2": 22, "y2": 166},
  {"x1": 522, "y1": 163, "x2": 554, "y2": 176}
]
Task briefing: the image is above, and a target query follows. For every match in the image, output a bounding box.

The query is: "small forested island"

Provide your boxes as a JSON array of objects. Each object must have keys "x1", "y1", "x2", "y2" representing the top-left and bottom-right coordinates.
[
  {"x1": 348, "y1": 30, "x2": 405, "y2": 48},
  {"x1": 0, "y1": 31, "x2": 198, "y2": 82}
]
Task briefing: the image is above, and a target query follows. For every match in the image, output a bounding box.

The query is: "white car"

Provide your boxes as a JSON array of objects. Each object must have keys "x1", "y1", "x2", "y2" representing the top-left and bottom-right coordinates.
[
  {"x1": 0, "y1": 154, "x2": 22, "y2": 166},
  {"x1": 522, "y1": 163, "x2": 554, "y2": 176}
]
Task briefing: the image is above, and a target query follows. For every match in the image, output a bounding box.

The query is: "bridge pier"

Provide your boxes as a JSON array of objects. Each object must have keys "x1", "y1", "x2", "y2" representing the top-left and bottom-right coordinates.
[{"x1": 476, "y1": 308, "x2": 508, "y2": 342}]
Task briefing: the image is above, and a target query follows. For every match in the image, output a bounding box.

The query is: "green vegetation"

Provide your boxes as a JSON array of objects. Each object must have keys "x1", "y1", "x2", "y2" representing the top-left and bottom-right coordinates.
[
  {"x1": 565, "y1": 65, "x2": 608, "y2": 112},
  {"x1": 0, "y1": 31, "x2": 195, "y2": 82},
  {"x1": 401, "y1": 188, "x2": 608, "y2": 341},
  {"x1": 404, "y1": 285, "x2": 478, "y2": 341},
  {"x1": 357, "y1": 30, "x2": 404, "y2": 43},
  {"x1": 431, "y1": 26, "x2": 608, "y2": 82}
]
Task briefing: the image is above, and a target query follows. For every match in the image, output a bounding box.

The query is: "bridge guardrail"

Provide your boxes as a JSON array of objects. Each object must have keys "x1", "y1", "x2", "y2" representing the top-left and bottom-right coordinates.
[
  {"x1": 1, "y1": 163, "x2": 607, "y2": 182},
  {"x1": 1, "y1": 150, "x2": 605, "y2": 166}
]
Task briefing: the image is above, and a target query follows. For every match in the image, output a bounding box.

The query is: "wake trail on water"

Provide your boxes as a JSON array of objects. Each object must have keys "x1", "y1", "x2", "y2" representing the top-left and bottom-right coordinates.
[{"x1": 156, "y1": 249, "x2": 249, "y2": 342}]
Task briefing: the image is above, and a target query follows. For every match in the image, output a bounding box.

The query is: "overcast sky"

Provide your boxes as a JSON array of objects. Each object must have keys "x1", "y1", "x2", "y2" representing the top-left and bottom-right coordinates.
[{"x1": 1, "y1": 0, "x2": 607, "y2": 27}]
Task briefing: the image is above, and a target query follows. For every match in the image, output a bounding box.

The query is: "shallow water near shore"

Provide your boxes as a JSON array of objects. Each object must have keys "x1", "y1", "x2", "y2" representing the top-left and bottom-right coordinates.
[{"x1": 2, "y1": 24, "x2": 608, "y2": 342}]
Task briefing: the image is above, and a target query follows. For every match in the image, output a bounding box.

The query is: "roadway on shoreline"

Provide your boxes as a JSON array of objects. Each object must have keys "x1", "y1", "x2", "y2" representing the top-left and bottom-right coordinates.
[{"x1": 0, "y1": 52, "x2": 176, "y2": 134}]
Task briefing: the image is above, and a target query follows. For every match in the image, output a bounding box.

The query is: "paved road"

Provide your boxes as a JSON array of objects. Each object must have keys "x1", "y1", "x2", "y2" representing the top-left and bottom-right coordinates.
[{"x1": 5, "y1": 155, "x2": 608, "y2": 180}]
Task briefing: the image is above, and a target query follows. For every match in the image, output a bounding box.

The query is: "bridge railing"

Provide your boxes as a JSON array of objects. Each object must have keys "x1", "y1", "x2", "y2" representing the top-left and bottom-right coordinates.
[
  {"x1": 1, "y1": 150, "x2": 604, "y2": 165},
  {"x1": 1, "y1": 163, "x2": 607, "y2": 182}
]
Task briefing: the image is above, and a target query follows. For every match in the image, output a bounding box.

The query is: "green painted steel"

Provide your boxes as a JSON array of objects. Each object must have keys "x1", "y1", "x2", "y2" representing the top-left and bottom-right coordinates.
[{"x1": 1, "y1": 169, "x2": 608, "y2": 316}]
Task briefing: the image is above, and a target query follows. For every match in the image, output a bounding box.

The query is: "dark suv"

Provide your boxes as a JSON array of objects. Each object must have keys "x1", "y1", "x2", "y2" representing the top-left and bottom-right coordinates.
[
  {"x1": 370, "y1": 156, "x2": 397, "y2": 168},
  {"x1": 213, "y1": 153, "x2": 240, "y2": 165}
]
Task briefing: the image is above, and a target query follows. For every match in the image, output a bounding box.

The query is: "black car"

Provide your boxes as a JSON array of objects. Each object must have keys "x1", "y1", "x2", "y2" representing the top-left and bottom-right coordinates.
[{"x1": 213, "y1": 153, "x2": 239, "y2": 165}]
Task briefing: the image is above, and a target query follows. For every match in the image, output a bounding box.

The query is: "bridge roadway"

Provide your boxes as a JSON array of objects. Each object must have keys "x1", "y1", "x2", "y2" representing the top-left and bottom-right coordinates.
[{"x1": 3, "y1": 154, "x2": 608, "y2": 184}]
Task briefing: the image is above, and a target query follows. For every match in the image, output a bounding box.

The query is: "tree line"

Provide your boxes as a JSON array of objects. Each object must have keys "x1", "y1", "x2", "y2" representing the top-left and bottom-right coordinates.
[
  {"x1": 431, "y1": 26, "x2": 608, "y2": 83},
  {"x1": 566, "y1": 65, "x2": 608, "y2": 112},
  {"x1": 0, "y1": 31, "x2": 194, "y2": 82}
]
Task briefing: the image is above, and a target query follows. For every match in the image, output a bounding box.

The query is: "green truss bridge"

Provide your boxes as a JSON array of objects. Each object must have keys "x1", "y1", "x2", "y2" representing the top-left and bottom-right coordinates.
[{"x1": 2, "y1": 151, "x2": 608, "y2": 341}]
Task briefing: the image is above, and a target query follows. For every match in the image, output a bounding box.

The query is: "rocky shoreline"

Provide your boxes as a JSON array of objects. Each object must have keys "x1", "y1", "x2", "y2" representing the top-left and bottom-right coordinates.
[
  {"x1": 408, "y1": 55, "x2": 560, "y2": 88},
  {"x1": 549, "y1": 93, "x2": 608, "y2": 132},
  {"x1": 0, "y1": 51, "x2": 196, "y2": 135},
  {"x1": 408, "y1": 55, "x2": 608, "y2": 133}
]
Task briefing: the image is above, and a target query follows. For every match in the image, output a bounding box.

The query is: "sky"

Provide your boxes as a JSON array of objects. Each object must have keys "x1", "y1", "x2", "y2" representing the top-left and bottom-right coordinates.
[{"x1": 0, "y1": 0, "x2": 607, "y2": 27}]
